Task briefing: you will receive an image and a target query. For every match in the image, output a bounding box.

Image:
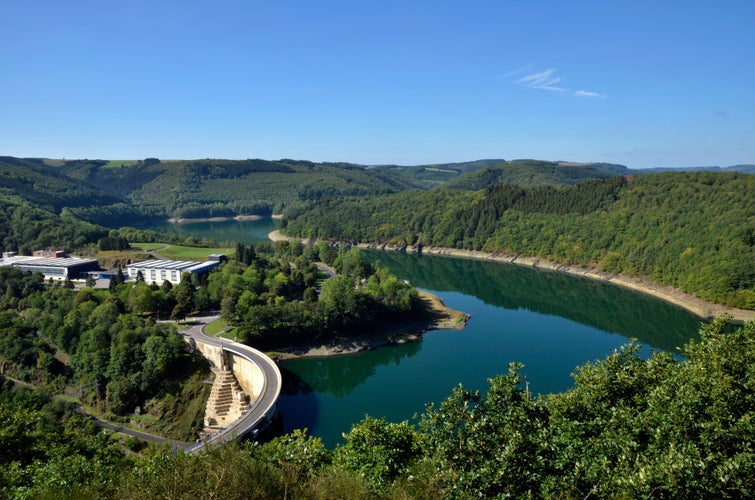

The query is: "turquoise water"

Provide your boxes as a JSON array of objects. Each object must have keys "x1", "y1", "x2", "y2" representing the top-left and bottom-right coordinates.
[
  {"x1": 278, "y1": 252, "x2": 702, "y2": 447},
  {"x1": 138, "y1": 218, "x2": 279, "y2": 246},
  {"x1": 140, "y1": 219, "x2": 703, "y2": 447}
]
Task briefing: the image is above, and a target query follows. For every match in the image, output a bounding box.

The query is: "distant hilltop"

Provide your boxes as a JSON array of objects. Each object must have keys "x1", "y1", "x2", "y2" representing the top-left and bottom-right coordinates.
[{"x1": 636, "y1": 164, "x2": 755, "y2": 174}]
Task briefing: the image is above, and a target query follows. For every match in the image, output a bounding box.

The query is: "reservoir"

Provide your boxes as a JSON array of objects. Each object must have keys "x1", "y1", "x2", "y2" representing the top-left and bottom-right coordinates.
[
  {"x1": 139, "y1": 217, "x2": 279, "y2": 246},
  {"x1": 141, "y1": 219, "x2": 704, "y2": 447}
]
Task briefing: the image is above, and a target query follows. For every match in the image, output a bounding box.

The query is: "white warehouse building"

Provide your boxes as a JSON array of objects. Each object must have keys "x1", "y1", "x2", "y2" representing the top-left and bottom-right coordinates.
[
  {"x1": 126, "y1": 256, "x2": 225, "y2": 285},
  {"x1": 0, "y1": 251, "x2": 100, "y2": 280}
]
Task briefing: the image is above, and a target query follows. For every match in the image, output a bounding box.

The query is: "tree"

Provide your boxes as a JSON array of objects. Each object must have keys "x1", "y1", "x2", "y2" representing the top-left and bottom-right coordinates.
[
  {"x1": 319, "y1": 275, "x2": 357, "y2": 324},
  {"x1": 335, "y1": 416, "x2": 420, "y2": 489},
  {"x1": 335, "y1": 247, "x2": 372, "y2": 279},
  {"x1": 171, "y1": 283, "x2": 195, "y2": 320},
  {"x1": 420, "y1": 363, "x2": 551, "y2": 498},
  {"x1": 128, "y1": 283, "x2": 155, "y2": 315}
]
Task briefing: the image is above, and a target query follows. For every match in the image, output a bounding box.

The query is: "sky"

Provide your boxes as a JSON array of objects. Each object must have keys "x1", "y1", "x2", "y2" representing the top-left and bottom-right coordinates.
[{"x1": 1, "y1": 1, "x2": 754, "y2": 168}]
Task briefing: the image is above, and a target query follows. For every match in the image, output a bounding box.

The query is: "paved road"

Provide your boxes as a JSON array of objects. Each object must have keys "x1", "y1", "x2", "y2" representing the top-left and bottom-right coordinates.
[
  {"x1": 6, "y1": 377, "x2": 190, "y2": 451},
  {"x1": 7, "y1": 314, "x2": 281, "y2": 453},
  {"x1": 72, "y1": 406, "x2": 190, "y2": 451},
  {"x1": 179, "y1": 314, "x2": 282, "y2": 453}
]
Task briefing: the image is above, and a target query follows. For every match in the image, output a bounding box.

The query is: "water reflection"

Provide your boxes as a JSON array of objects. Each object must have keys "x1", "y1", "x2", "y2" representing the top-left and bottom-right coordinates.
[
  {"x1": 137, "y1": 217, "x2": 279, "y2": 246},
  {"x1": 367, "y1": 251, "x2": 702, "y2": 352},
  {"x1": 278, "y1": 341, "x2": 423, "y2": 439},
  {"x1": 281, "y1": 339, "x2": 422, "y2": 398}
]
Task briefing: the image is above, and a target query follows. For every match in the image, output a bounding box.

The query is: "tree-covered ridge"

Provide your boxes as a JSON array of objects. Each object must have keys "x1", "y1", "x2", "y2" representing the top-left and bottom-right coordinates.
[
  {"x1": 443, "y1": 159, "x2": 622, "y2": 190},
  {"x1": 0, "y1": 156, "x2": 647, "y2": 230},
  {"x1": 283, "y1": 171, "x2": 755, "y2": 309},
  {"x1": 0, "y1": 156, "x2": 416, "y2": 226},
  {"x1": 0, "y1": 157, "x2": 125, "y2": 213},
  {"x1": 2, "y1": 318, "x2": 752, "y2": 498},
  {"x1": 0, "y1": 195, "x2": 110, "y2": 255},
  {"x1": 1, "y1": 157, "x2": 422, "y2": 224},
  {"x1": 368, "y1": 159, "x2": 507, "y2": 188}
]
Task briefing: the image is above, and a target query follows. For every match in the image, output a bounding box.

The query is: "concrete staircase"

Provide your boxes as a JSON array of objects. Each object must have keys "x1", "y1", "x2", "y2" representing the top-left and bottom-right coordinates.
[{"x1": 204, "y1": 353, "x2": 249, "y2": 431}]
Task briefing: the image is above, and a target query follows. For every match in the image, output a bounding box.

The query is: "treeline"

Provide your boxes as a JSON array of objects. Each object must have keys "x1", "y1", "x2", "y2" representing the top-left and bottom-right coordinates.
[
  {"x1": 0, "y1": 156, "x2": 421, "y2": 227},
  {"x1": 212, "y1": 242, "x2": 421, "y2": 345},
  {"x1": 283, "y1": 171, "x2": 755, "y2": 309},
  {"x1": 0, "y1": 195, "x2": 223, "y2": 255},
  {"x1": 114, "y1": 226, "x2": 222, "y2": 248},
  {"x1": 2, "y1": 318, "x2": 752, "y2": 498},
  {"x1": 442, "y1": 159, "x2": 621, "y2": 190},
  {"x1": 0, "y1": 267, "x2": 204, "y2": 426},
  {"x1": 0, "y1": 195, "x2": 109, "y2": 254},
  {"x1": 0, "y1": 156, "x2": 124, "y2": 213}
]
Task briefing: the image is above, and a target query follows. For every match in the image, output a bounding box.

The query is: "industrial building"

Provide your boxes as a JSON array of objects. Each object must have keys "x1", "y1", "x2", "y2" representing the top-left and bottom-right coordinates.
[
  {"x1": 126, "y1": 256, "x2": 225, "y2": 285},
  {"x1": 0, "y1": 251, "x2": 100, "y2": 280}
]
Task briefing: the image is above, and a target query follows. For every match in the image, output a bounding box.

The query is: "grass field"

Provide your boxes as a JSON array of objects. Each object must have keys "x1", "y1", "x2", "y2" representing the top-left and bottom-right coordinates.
[
  {"x1": 204, "y1": 318, "x2": 227, "y2": 335},
  {"x1": 130, "y1": 243, "x2": 234, "y2": 261}
]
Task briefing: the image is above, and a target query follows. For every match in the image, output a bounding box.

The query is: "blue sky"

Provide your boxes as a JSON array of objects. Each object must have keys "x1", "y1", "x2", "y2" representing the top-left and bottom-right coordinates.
[{"x1": 2, "y1": 1, "x2": 753, "y2": 168}]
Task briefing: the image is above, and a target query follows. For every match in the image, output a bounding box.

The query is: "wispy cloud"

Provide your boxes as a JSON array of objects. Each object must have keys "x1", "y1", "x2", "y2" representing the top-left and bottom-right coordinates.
[
  {"x1": 515, "y1": 68, "x2": 567, "y2": 92},
  {"x1": 510, "y1": 67, "x2": 605, "y2": 98},
  {"x1": 573, "y1": 89, "x2": 604, "y2": 98}
]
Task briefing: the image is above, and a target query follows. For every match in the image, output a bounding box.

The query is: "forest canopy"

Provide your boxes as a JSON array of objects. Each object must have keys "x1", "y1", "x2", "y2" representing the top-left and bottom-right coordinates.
[{"x1": 282, "y1": 171, "x2": 755, "y2": 309}]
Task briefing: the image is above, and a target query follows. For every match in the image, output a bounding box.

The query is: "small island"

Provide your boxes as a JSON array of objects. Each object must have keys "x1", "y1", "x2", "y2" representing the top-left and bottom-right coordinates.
[{"x1": 261, "y1": 289, "x2": 469, "y2": 360}]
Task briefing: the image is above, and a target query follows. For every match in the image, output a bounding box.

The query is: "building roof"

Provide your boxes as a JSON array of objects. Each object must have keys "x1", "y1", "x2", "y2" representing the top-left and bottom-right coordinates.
[
  {"x1": 0, "y1": 255, "x2": 98, "y2": 269},
  {"x1": 127, "y1": 259, "x2": 218, "y2": 273}
]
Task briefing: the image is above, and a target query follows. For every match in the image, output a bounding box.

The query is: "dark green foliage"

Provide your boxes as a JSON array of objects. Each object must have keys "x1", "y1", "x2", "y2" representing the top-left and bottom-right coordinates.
[
  {"x1": 370, "y1": 158, "x2": 506, "y2": 188},
  {"x1": 55, "y1": 157, "x2": 419, "y2": 222},
  {"x1": 421, "y1": 364, "x2": 551, "y2": 498},
  {"x1": 0, "y1": 157, "x2": 124, "y2": 212},
  {"x1": 335, "y1": 416, "x2": 421, "y2": 489},
  {"x1": 284, "y1": 172, "x2": 754, "y2": 309},
  {"x1": 235, "y1": 242, "x2": 256, "y2": 266},
  {"x1": 0, "y1": 155, "x2": 424, "y2": 232},
  {"x1": 0, "y1": 267, "x2": 195, "y2": 418},
  {"x1": 0, "y1": 195, "x2": 110, "y2": 254},
  {"x1": 220, "y1": 244, "x2": 420, "y2": 346},
  {"x1": 1, "y1": 268, "x2": 753, "y2": 500},
  {"x1": 98, "y1": 234, "x2": 131, "y2": 251},
  {"x1": 444, "y1": 159, "x2": 621, "y2": 190},
  {"x1": 543, "y1": 317, "x2": 755, "y2": 497},
  {"x1": 0, "y1": 379, "x2": 128, "y2": 497}
]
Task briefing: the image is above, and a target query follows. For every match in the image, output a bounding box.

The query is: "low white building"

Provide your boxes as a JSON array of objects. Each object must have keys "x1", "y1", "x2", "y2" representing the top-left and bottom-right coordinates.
[
  {"x1": 0, "y1": 252, "x2": 100, "y2": 280},
  {"x1": 126, "y1": 258, "x2": 222, "y2": 285}
]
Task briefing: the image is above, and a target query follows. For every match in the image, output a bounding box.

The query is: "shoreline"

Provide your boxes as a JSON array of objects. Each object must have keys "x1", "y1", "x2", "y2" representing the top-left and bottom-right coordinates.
[
  {"x1": 261, "y1": 290, "x2": 469, "y2": 360},
  {"x1": 268, "y1": 230, "x2": 754, "y2": 323},
  {"x1": 167, "y1": 214, "x2": 282, "y2": 223}
]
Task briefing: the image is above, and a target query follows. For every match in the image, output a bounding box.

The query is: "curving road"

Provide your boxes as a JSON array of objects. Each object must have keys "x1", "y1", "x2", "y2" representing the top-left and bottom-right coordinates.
[{"x1": 179, "y1": 314, "x2": 282, "y2": 453}]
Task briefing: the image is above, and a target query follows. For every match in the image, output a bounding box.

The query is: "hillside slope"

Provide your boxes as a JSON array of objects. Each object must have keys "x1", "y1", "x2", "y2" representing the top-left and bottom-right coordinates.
[
  {"x1": 282, "y1": 172, "x2": 755, "y2": 309},
  {"x1": 443, "y1": 160, "x2": 622, "y2": 190}
]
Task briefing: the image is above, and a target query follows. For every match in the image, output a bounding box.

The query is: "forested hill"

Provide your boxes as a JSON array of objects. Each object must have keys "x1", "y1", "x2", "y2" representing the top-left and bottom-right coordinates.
[
  {"x1": 0, "y1": 156, "x2": 422, "y2": 226},
  {"x1": 442, "y1": 160, "x2": 622, "y2": 190},
  {"x1": 282, "y1": 171, "x2": 755, "y2": 309},
  {"x1": 0, "y1": 156, "x2": 125, "y2": 212}
]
